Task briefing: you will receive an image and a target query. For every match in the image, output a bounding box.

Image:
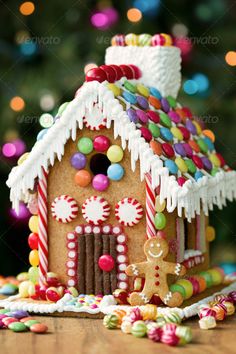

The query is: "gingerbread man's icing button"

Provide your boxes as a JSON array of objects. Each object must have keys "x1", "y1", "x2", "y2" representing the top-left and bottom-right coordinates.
[
  {"x1": 155, "y1": 281, "x2": 160, "y2": 286},
  {"x1": 51, "y1": 195, "x2": 78, "y2": 223},
  {"x1": 155, "y1": 266, "x2": 159, "y2": 270},
  {"x1": 155, "y1": 273, "x2": 159, "y2": 277}
]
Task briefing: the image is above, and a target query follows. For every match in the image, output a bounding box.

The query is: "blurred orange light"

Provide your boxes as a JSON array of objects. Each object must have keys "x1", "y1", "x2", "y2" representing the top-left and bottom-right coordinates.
[
  {"x1": 127, "y1": 8, "x2": 142, "y2": 23},
  {"x1": 10, "y1": 96, "x2": 25, "y2": 112},
  {"x1": 225, "y1": 51, "x2": 236, "y2": 66},
  {"x1": 84, "y1": 63, "x2": 98, "y2": 74},
  {"x1": 19, "y1": 2, "x2": 35, "y2": 16}
]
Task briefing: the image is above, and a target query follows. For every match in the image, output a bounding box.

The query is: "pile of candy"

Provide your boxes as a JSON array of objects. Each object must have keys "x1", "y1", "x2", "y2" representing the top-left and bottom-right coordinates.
[
  {"x1": 61, "y1": 294, "x2": 103, "y2": 310},
  {"x1": 103, "y1": 305, "x2": 192, "y2": 346},
  {"x1": 198, "y1": 291, "x2": 236, "y2": 329},
  {"x1": 0, "y1": 309, "x2": 48, "y2": 333},
  {"x1": 0, "y1": 276, "x2": 20, "y2": 296},
  {"x1": 111, "y1": 33, "x2": 173, "y2": 47}
]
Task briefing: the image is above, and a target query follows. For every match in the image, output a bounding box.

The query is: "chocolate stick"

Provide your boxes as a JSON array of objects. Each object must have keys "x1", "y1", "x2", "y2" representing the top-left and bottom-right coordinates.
[
  {"x1": 85, "y1": 233, "x2": 94, "y2": 294},
  {"x1": 109, "y1": 234, "x2": 117, "y2": 293},
  {"x1": 78, "y1": 234, "x2": 85, "y2": 294},
  {"x1": 94, "y1": 233, "x2": 103, "y2": 294},
  {"x1": 102, "y1": 234, "x2": 111, "y2": 294}
]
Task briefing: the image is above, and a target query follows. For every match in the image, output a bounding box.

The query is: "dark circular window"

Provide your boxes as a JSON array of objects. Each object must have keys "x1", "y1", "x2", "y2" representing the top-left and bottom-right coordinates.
[{"x1": 89, "y1": 153, "x2": 111, "y2": 176}]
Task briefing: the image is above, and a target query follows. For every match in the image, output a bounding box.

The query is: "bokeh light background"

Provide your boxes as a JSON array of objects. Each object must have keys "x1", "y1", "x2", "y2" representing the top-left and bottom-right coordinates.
[{"x1": 0, "y1": 0, "x2": 236, "y2": 276}]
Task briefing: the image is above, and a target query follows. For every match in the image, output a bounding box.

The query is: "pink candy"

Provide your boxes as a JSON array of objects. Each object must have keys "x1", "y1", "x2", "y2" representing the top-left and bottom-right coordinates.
[
  {"x1": 161, "y1": 324, "x2": 179, "y2": 346},
  {"x1": 199, "y1": 307, "x2": 216, "y2": 319},
  {"x1": 129, "y1": 307, "x2": 143, "y2": 323},
  {"x1": 148, "y1": 327, "x2": 162, "y2": 342}
]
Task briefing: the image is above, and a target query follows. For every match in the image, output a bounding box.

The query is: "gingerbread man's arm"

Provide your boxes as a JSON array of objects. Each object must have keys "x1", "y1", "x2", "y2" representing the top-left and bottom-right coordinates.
[
  {"x1": 163, "y1": 261, "x2": 186, "y2": 277},
  {"x1": 125, "y1": 262, "x2": 148, "y2": 277}
]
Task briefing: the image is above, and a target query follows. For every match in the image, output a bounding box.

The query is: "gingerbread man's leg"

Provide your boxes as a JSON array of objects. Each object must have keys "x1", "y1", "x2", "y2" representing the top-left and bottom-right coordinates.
[
  {"x1": 129, "y1": 283, "x2": 154, "y2": 306},
  {"x1": 158, "y1": 284, "x2": 184, "y2": 308}
]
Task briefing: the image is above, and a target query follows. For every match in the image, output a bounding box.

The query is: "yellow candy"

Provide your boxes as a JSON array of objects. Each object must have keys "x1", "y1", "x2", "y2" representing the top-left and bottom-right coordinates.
[
  {"x1": 203, "y1": 129, "x2": 215, "y2": 142},
  {"x1": 29, "y1": 215, "x2": 39, "y2": 233},
  {"x1": 28, "y1": 282, "x2": 36, "y2": 297},
  {"x1": 175, "y1": 279, "x2": 193, "y2": 299},
  {"x1": 155, "y1": 196, "x2": 166, "y2": 212},
  {"x1": 192, "y1": 121, "x2": 202, "y2": 135},
  {"x1": 17, "y1": 152, "x2": 30, "y2": 166},
  {"x1": 170, "y1": 127, "x2": 183, "y2": 140},
  {"x1": 206, "y1": 225, "x2": 215, "y2": 242},
  {"x1": 209, "y1": 153, "x2": 221, "y2": 167},
  {"x1": 28, "y1": 266, "x2": 39, "y2": 284},
  {"x1": 107, "y1": 83, "x2": 121, "y2": 97},
  {"x1": 19, "y1": 280, "x2": 34, "y2": 298},
  {"x1": 140, "y1": 304, "x2": 157, "y2": 321},
  {"x1": 107, "y1": 145, "x2": 124, "y2": 163},
  {"x1": 125, "y1": 33, "x2": 138, "y2": 46},
  {"x1": 137, "y1": 84, "x2": 149, "y2": 97},
  {"x1": 161, "y1": 33, "x2": 173, "y2": 46},
  {"x1": 175, "y1": 157, "x2": 188, "y2": 173},
  {"x1": 223, "y1": 301, "x2": 235, "y2": 316},
  {"x1": 207, "y1": 269, "x2": 223, "y2": 285},
  {"x1": 29, "y1": 250, "x2": 39, "y2": 267}
]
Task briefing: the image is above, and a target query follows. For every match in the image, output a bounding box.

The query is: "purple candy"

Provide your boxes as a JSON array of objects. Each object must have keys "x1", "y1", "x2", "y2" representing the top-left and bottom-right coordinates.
[
  {"x1": 183, "y1": 143, "x2": 193, "y2": 158},
  {"x1": 70, "y1": 152, "x2": 86, "y2": 170},
  {"x1": 174, "y1": 143, "x2": 186, "y2": 157},
  {"x1": 136, "y1": 109, "x2": 148, "y2": 123},
  {"x1": 127, "y1": 108, "x2": 138, "y2": 123},
  {"x1": 161, "y1": 98, "x2": 170, "y2": 113},
  {"x1": 186, "y1": 119, "x2": 197, "y2": 135},
  {"x1": 9, "y1": 310, "x2": 29, "y2": 319},
  {"x1": 201, "y1": 156, "x2": 212, "y2": 170},
  {"x1": 168, "y1": 110, "x2": 181, "y2": 123},
  {"x1": 137, "y1": 95, "x2": 149, "y2": 110}
]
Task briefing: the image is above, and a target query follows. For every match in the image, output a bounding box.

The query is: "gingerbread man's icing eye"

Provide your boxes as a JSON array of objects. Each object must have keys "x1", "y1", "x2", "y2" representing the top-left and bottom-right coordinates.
[
  {"x1": 157, "y1": 243, "x2": 161, "y2": 248},
  {"x1": 150, "y1": 243, "x2": 154, "y2": 248}
]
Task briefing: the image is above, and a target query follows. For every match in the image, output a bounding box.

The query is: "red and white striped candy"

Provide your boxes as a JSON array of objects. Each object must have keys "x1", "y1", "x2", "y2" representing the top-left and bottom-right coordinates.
[
  {"x1": 83, "y1": 105, "x2": 107, "y2": 131},
  {"x1": 82, "y1": 196, "x2": 110, "y2": 225},
  {"x1": 115, "y1": 197, "x2": 143, "y2": 227},
  {"x1": 51, "y1": 195, "x2": 78, "y2": 223},
  {"x1": 199, "y1": 307, "x2": 216, "y2": 319}
]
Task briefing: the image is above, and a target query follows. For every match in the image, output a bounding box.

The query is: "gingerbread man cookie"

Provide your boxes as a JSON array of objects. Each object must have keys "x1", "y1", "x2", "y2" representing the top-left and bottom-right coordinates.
[{"x1": 125, "y1": 236, "x2": 186, "y2": 307}]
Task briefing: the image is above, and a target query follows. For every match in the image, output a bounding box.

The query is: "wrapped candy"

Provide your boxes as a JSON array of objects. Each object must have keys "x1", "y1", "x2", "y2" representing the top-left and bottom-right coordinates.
[
  {"x1": 161, "y1": 323, "x2": 179, "y2": 346},
  {"x1": 147, "y1": 326, "x2": 162, "y2": 342},
  {"x1": 199, "y1": 316, "x2": 216, "y2": 330},
  {"x1": 212, "y1": 303, "x2": 227, "y2": 321},
  {"x1": 112, "y1": 309, "x2": 127, "y2": 325},
  {"x1": 121, "y1": 321, "x2": 132, "y2": 334},
  {"x1": 176, "y1": 326, "x2": 192, "y2": 344},
  {"x1": 140, "y1": 304, "x2": 157, "y2": 321},
  {"x1": 222, "y1": 301, "x2": 235, "y2": 316},
  {"x1": 103, "y1": 314, "x2": 119, "y2": 329},
  {"x1": 198, "y1": 306, "x2": 216, "y2": 319},
  {"x1": 163, "y1": 311, "x2": 182, "y2": 324},
  {"x1": 129, "y1": 307, "x2": 143, "y2": 323},
  {"x1": 131, "y1": 320, "x2": 147, "y2": 338}
]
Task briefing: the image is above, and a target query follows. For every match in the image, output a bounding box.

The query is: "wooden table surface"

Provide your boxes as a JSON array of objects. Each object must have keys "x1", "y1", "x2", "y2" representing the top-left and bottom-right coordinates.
[{"x1": 1, "y1": 315, "x2": 236, "y2": 354}]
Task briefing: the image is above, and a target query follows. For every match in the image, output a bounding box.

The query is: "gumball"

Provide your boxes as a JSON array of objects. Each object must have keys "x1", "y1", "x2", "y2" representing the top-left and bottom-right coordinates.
[
  {"x1": 86, "y1": 67, "x2": 107, "y2": 83},
  {"x1": 154, "y1": 212, "x2": 166, "y2": 230},
  {"x1": 77, "y1": 137, "x2": 93, "y2": 154},
  {"x1": 107, "y1": 164, "x2": 124, "y2": 181},
  {"x1": 29, "y1": 215, "x2": 39, "y2": 233},
  {"x1": 70, "y1": 152, "x2": 86, "y2": 170},
  {"x1": 74, "y1": 170, "x2": 92, "y2": 187},
  {"x1": 92, "y1": 174, "x2": 109, "y2": 191},
  {"x1": 17, "y1": 152, "x2": 30, "y2": 166},
  {"x1": 28, "y1": 232, "x2": 39, "y2": 250},
  {"x1": 28, "y1": 266, "x2": 39, "y2": 284},
  {"x1": 107, "y1": 145, "x2": 123, "y2": 163},
  {"x1": 112, "y1": 289, "x2": 129, "y2": 304},
  {"x1": 19, "y1": 280, "x2": 34, "y2": 298},
  {"x1": 46, "y1": 287, "x2": 61, "y2": 302},
  {"x1": 111, "y1": 34, "x2": 126, "y2": 46},
  {"x1": 98, "y1": 254, "x2": 115, "y2": 271},
  {"x1": 93, "y1": 135, "x2": 110, "y2": 152},
  {"x1": 125, "y1": 33, "x2": 138, "y2": 46},
  {"x1": 28, "y1": 198, "x2": 38, "y2": 215},
  {"x1": 29, "y1": 249, "x2": 39, "y2": 267},
  {"x1": 46, "y1": 272, "x2": 59, "y2": 287},
  {"x1": 151, "y1": 34, "x2": 165, "y2": 46}
]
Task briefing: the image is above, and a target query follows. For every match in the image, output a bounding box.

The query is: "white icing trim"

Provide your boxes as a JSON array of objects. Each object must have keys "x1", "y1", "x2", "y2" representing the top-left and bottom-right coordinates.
[{"x1": 7, "y1": 80, "x2": 236, "y2": 220}]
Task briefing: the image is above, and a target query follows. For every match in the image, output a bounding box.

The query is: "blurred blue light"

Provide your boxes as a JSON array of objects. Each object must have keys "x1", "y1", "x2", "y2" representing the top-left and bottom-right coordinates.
[
  {"x1": 20, "y1": 41, "x2": 37, "y2": 56},
  {"x1": 192, "y1": 73, "x2": 209, "y2": 92},
  {"x1": 133, "y1": 0, "x2": 160, "y2": 16},
  {"x1": 183, "y1": 80, "x2": 198, "y2": 95},
  {"x1": 220, "y1": 263, "x2": 236, "y2": 275}
]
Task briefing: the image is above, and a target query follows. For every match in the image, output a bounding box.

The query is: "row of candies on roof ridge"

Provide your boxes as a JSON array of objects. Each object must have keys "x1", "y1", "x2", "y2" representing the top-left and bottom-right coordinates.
[{"x1": 111, "y1": 33, "x2": 173, "y2": 47}]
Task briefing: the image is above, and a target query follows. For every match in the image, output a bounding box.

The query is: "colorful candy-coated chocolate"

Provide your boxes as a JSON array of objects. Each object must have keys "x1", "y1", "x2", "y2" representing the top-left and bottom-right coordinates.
[
  {"x1": 70, "y1": 152, "x2": 87, "y2": 170},
  {"x1": 148, "y1": 95, "x2": 161, "y2": 109},
  {"x1": 24, "y1": 319, "x2": 40, "y2": 328},
  {"x1": 92, "y1": 174, "x2": 109, "y2": 191},
  {"x1": 8, "y1": 322, "x2": 27, "y2": 332},
  {"x1": 147, "y1": 326, "x2": 162, "y2": 342},
  {"x1": 175, "y1": 157, "x2": 188, "y2": 173},
  {"x1": 199, "y1": 316, "x2": 216, "y2": 329},
  {"x1": 215, "y1": 153, "x2": 225, "y2": 167},
  {"x1": 168, "y1": 111, "x2": 181, "y2": 124},
  {"x1": 171, "y1": 127, "x2": 183, "y2": 141},
  {"x1": 137, "y1": 84, "x2": 149, "y2": 97},
  {"x1": 107, "y1": 83, "x2": 121, "y2": 97},
  {"x1": 127, "y1": 108, "x2": 139, "y2": 123},
  {"x1": 2, "y1": 317, "x2": 19, "y2": 326},
  {"x1": 194, "y1": 170, "x2": 203, "y2": 181},
  {"x1": 140, "y1": 127, "x2": 152, "y2": 142},
  {"x1": 178, "y1": 126, "x2": 190, "y2": 140},
  {"x1": 146, "y1": 110, "x2": 160, "y2": 123},
  {"x1": 107, "y1": 145, "x2": 124, "y2": 163},
  {"x1": 164, "y1": 159, "x2": 178, "y2": 174},
  {"x1": 103, "y1": 314, "x2": 119, "y2": 329},
  {"x1": 185, "y1": 119, "x2": 197, "y2": 135},
  {"x1": 0, "y1": 283, "x2": 18, "y2": 295},
  {"x1": 154, "y1": 212, "x2": 166, "y2": 230},
  {"x1": 160, "y1": 112, "x2": 171, "y2": 127},
  {"x1": 148, "y1": 123, "x2": 160, "y2": 138},
  {"x1": 192, "y1": 120, "x2": 202, "y2": 134},
  {"x1": 160, "y1": 127, "x2": 173, "y2": 141},
  {"x1": 150, "y1": 141, "x2": 162, "y2": 155},
  {"x1": 86, "y1": 67, "x2": 107, "y2": 83},
  {"x1": 20, "y1": 317, "x2": 37, "y2": 323},
  {"x1": 124, "y1": 80, "x2": 137, "y2": 93},
  {"x1": 185, "y1": 159, "x2": 196, "y2": 174},
  {"x1": 77, "y1": 137, "x2": 93, "y2": 155},
  {"x1": 183, "y1": 143, "x2": 193, "y2": 157},
  {"x1": 137, "y1": 95, "x2": 149, "y2": 110},
  {"x1": 203, "y1": 137, "x2": 214, "y2": 151},
  {"x1": 107, "y1": 164, "x2": 124, "y2": 181},
  {"x1": 177, "y1": 177, "x2": 187, "y2": 186},
  {"x1": 28, "y1": 215, "x2": 39, "y2": 233},
  {"x1": 209, "y1": 153, "x2": 221, "y2": 167},
  {"x1": 136, "y1": 109, "x2": 148, "y2": 123},
  {"x1": 131, "y1": 320, "x2": 147, "y2": 338},
  {"x1": 28, "y1": 232, "x2": 39, "y2": 250},
  {"x1": 74, "y1": 170, "x2": 92, "y2": 187},
  {"x1": 98, "y1": 254, "x2": 115, "y2": 272},
  {"x1": 162, "y1": 142, "x2": 174, "y2": 158},
  {"x1": 202, "y1": 129, "x2": 215, "y2": 142},
  {"x1": 30, "y1": 323, "x2": 48, "y2": 333}
]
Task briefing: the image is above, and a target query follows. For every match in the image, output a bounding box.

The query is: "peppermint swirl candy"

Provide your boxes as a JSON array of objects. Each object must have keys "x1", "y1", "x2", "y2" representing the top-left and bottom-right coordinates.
[{"x1": 103, "y1": 314, "x2": 119, "y2": 329}]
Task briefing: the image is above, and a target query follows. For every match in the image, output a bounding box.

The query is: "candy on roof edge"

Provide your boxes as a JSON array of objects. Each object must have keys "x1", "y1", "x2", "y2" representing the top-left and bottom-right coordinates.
[{"x1": 7, "y1": 79, "x2": 236, "y2": 220}]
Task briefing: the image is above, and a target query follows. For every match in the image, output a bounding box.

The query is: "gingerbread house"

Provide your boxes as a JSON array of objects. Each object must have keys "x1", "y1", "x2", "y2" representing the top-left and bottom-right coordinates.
[{"x1": 7, "y1": 34, "x2": 236, "y2": 304}]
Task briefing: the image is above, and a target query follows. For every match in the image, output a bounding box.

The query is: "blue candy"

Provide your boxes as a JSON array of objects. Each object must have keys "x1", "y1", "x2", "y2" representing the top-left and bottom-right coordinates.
[
  {"x1": 149, "y1": 87, "x2": 162, "y2": 99},
  {"x1": 107, "y1": 163, "x2": 124, "y2": 181},
  {"x1": 160, "y1": 127, "x2": 173, "y2": 141},
  {"x1": 203, "y1": 137, "x2": 214, "y2": 151},
  {"x1": 195, "y1": 170, "x2": 204, "y2": 181},
  {"x1": 165, "y1": 159, "x2": 178, "y2": 174},
  {"x1": 122, "y1": 91, "x2": 137, "y2": 104},
  {"x1": 37, "y1": 128, "x2": 48, "y2": 141}
]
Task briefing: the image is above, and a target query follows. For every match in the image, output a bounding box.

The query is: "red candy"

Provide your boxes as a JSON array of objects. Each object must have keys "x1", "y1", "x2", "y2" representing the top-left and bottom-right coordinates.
[
  {"x1": 182, "y1": 107, "x2": 193, "y2": 119},
  {"x1": 161, "y1": 323, "x2": 179, "y2": 346},
  {"x1": 98, "y1": 254, "x2": 115, "y2": 272},
  {"x1": 109, "y1": 65, "x2": 123, "y2": 81},
  {"x1": 146, "y1": 110, "x2": 160, "y2": 123},
  {"x1": 192, "y1": 155, "x2": 203, "y2": 169},
  {"x1": 199, "y1": 307, "x2": 216, "y2": 319},
  {"x1": 148, "y1": 327, "x2": 162, "y2": 342},
  {"x1": 187, "y1": 277, "x2": 200, "y2": 295},
  {"x1": 140, "y1": 127, "x2": 152, "y2": 142},
  {"x1": 177, "y1": 176, "x2": 187, "y2": 187},
  {"x1": 39, "y1": 285, "x2": 47, "y2": 300},
  {"x1": 86, "y1": 67, "x2": 107, "y2": 83},
  {"x1": 129, "y1": 64, "x2": 142, "y2": 79},
  {"x1": 162, "y1": 143, "x2": 175, "y2": 158},
  {"x1": 46, "y1": 287, "x2": 61, "y2": 302},
  {"x1": 215, "y1": 153, "x2": 225, "y2": 167},
  {"x1": 129, "y1": 307, "x2": 143, "y2": 323},
  {"x1": 113, "y1": 289, "x2": 129, "y2": 304},
  {"x1": 100, "y1": 65, "x2": 116, "y2": 83},
  {"x1": 28, "y1": 232, "x2": 39, "y2": 250},
  {"x1": 178, "y1": 126, "x2": 190, "y2": 140},
  {"x1": 183, "y1": 143, "x2": 193, "y2": 158},
  {"x1": 119, "y1": 65, "x2": 134, "y2": 79},
  {"x1": 2, "y1": 317, "x2": 18, "y2": 326},
  {"x1": 93, "y1": 135, "x2": 110, "y2": 152}
]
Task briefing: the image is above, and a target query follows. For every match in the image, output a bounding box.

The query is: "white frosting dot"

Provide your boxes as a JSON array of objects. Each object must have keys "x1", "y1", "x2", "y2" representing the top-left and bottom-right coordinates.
[
  {"x1": 67, "y1": 269, "x2": 76, "y2": 277},
  {"x1": 118, "y1": 281, "x2": 128, "y2": 290},
  {"x1": 67, "y1": 233, "x2": 75, "y2": 240},
  {"x1": 68, "y1": 251, "x2": 76, "y2": 258},
  {"x1": 67, "y1": 261, "x2": 75, "y2": 268},
  {"x1": 67, "y1": 279, "x2": 76, "y2": 287}
]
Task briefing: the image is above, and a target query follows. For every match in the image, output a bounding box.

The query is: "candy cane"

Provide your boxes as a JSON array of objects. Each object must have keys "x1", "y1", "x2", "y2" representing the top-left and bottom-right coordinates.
[
  {"x1": 145, "y1": 173, "x2": 156, "y2": 238},
  {"x1": 38, "y1": 168, "x2": 48, "y2": 286}
]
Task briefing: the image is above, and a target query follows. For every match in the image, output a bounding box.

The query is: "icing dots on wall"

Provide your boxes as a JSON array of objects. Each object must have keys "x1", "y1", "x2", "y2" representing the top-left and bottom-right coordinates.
[
  {"x1": 82, "y1": 196, "x2": 110, "y2": 225},
  {"x1": 51, "y1": 195, "x2": 78, "y2": 223},
  {"x1": 115, "y1": 197, "x2": 143, "y2": 227},
  {"x1": 71, "y1": 135, "x2": 125, "y2": 192}
]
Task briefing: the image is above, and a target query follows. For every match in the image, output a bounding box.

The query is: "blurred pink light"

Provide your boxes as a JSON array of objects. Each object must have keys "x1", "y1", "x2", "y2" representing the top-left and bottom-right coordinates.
[
  {"x1": 10, "y1": 202, "x2": 30, "y2": 220},
  {"x1": 90, "y1": 8, "x2": 118, "y2": 30},
  {"x1": 2, "y1": 143, "x2": 16, "y2": 157},
  {"x1": 91, "y1": 13, "x2": 108, "y2": 28},
  {"x1": 12, "y1": 139, "x2": 26, "y2": 157}
]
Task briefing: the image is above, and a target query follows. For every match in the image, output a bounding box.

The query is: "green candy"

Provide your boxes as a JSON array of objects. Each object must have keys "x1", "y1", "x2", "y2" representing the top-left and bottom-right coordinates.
[
  {"x1": 77, "y1": 137, "x2": 93, "y2": 155},
  {"x1": 24, "y1": 320, "x2": 40, "y2": 328},
  {"x1": 8, "y1": 322, "x2": 27, "y2": 332},
  {"x1": 160, "y1": 112, "x2": 171, "y2": 128},
  {"x1": 211, "y1": 167, "x2": 219, "y2": 176},
  {"x1": 185, "y1": 159, "x2": 196, "y2": 174},
  {"x1": 197, "y1": 138, "x2": 208, "y2": 153},
  {"x1": 154, "y1": 212, "x2": 166, "y2": 230},
  {"x1": 199, "y1": 271, "x2": 213, "y2": 288},
  {"x1": 58, "y1": 102, "x2": 69, "y2": 115},
  {"x1": 103, "y1": 314, "x2": 119, "y2": 329},
  {"x1": 170, "y1": 283, "x2": 186, "y2": 299},
  {"x1": 148, "y1": 122, "x2": 160, "y2": 138},
  {"x1": 164, "y1": 312, "x2": 182, "y2": 324},
  {"x1": 0, "y1": 309, "x2": 9, "y2": 314},
  {"x1": 131, "y1": 320, "x2": 147, "y2": 338},
  {"x1": 156, "y1": 316, "x2": 167, "y2": 327},
  {"x1": 176, "y1": 326, "x2": 192, "y2": 344},
  {"x1": 166, "y1": 95, "x2": 177, "y2": 108},
  {"x1": 124, "y1": 81, "x2": 137, "y2": 93}
]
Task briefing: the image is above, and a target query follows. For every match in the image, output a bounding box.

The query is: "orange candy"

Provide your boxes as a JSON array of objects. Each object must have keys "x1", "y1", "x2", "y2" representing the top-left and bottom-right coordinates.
[
  {"x1": 203, "y1": 129, "x2": 215, "y2": 142},
  {"x1": 175, "y1": 108, "x2": 187, "y2": 122},
  {"x1": 150, "y1": 141, "x2": 162, "y2": 155},
  {"x1": 188, "y1": 140, "x2": 200, "y2": 153},
  {"x1": 74, "y1": 170, "x2": 91, "y2": 187},
  {"x1": 193, "y1": 275, "x2": 207, "y2": 293},
  {"x1": 148, "y1": 96, "x2": 161, "y2": 109},
  {"x1": 112, "y1": 309, "x2": 127, "y2": 325}
]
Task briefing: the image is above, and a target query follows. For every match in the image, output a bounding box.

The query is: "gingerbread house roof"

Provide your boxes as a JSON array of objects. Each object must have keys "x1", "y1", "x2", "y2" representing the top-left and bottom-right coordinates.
[{"x1": 7, "y1": 76, "x2": 236, "y2": 220}]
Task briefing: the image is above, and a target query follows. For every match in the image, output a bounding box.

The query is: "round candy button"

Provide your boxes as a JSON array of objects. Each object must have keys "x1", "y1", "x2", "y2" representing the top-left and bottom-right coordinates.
[
  {"x1": 161, "y1": 98, "x2": 170, "y2": 112},
  {"x1": 203, "y1": 129, "x2": 215, "y2": 142},
  {"x1": 74, "y1": 170, "x2": 91, "y2": 187},
  {"x1": 124, "y1": 80, "x2": 137, "y2": 93},
  {"x1": 164, "y1": 159, "x2": 178, "y2": 174},
  {"x1": 148, "y1": 96, "x2": 161, "y2": 109},
  {"x1": 166, "y1": 96, "x2": 177, "y2": 108},
  {"x1": 203, "y1": 137, "x2": 214, "y2": 151},
  {"x1": 136, "y1": 110, "x2": 148, "y2": 123},
  {"x1": 137, "y1": 95, "x2": 149, "y2": 109},
  {"x1": 107, "y1": 145, "x2": 124, "y2": 163},
  {"x1": 70, "y1": 152, "x2": 86, "y2": 170},
  {"x1": 77, "y1": 137, "x2": 93, "y2": 155},
  {"x1": 160, "y1": 127, "x2": 173, "y2": 141},
  {"x1": 209, "y1": 153, "x2": 221, "y2": 167},
  {"x1": 192, "y1": 155, "x2": 203, "y2": 169},
  {"x1": 201, "y1": 156, "x2": 212, "y2": 170},
  {"x1": 93, "y1": 135, "x2": 110, "y2": 152},
  {"x1": 98, "y1": 255, "x2": 115, "y2": 272},
  {"x1": 122, "y1": 91, "x2": 137, "y2": 104},
  {"x1": 92, "y1": 174, "x2": 109, "y2": 191},
  {"x1": 100, "y1": 65, "x2": 116, "y2": 83},
  {"x1": 186, "y1": 120, "x2": 197, "y2": 135},
  {"x1": 197, "y1": 138, "x2": 208, "y2": 153},
  {"x1": 127, "y1": 108, "x2": 139, "y2": 124},
  {"x1": 150, "y1": 141, "x2": 162, "y2": 155},
  {"x1": 86, "y1": 68, "x2": 107, "y2": 83},
  {"x1": 137, "y1": 84, "x2": 149, "y2": 97},
  {"x1": 162, "y1": 143, "x2": 174, "y2": 158},
  {"x1": 178, "y1": 126, "x2": 190, "y2": 140},
  {"x1": 177, "y1": 176, "x2": 187, "y2": 186},
  {"x1": 107, "y1": 83, "x2": 121, "y2": 97},
  {"x1": 185, "y1": 159, "x2": 196, "y2": 174},
  {"x1": 149, "y1": 87, "x2": 162, "y2": 99},
  {"x1": 183, "y1": 143, "x2": 193, "y2": 158},
  {"x1": 189, "y1": 140, "x2": 200, "y2": 153},
  {"x1": 107, "y1": 164, "x2": 124, "y2": 181}
]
